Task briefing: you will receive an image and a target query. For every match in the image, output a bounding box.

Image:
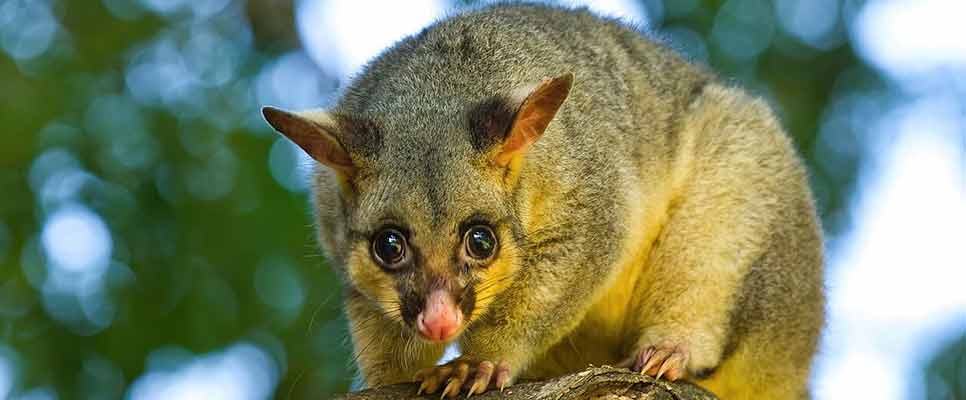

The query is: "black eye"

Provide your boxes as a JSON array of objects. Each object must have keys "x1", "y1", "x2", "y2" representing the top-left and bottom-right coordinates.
[
  {"x1": 372, "y1": 229, "x2": 407, "y2": 268},
  {"x1": 464, "y1": 225, "x2": 497, "y2": 260}
]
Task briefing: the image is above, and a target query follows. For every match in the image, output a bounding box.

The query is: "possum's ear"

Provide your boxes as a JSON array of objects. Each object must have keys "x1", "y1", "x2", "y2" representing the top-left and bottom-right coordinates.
[
  {"x1": 494, "y1": 73, "x2": 574, "y2": 166},
  {"x1": 262, "y1": 106, "x2": 355, "y2": 174}
]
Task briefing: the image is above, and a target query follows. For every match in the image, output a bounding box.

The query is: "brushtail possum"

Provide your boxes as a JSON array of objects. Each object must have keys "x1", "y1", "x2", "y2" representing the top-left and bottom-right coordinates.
[{"x1": 262, "y1": 3, "x2": 825, "y2": 399}]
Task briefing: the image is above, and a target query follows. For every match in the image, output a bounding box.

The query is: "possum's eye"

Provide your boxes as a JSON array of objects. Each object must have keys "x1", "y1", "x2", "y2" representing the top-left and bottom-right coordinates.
[
  {"x1": 372, "y1": 228, "x2": 408, "y2": 269},
  {"x1": 464, "y1": 225, "x2": 497, "y2": 261}
]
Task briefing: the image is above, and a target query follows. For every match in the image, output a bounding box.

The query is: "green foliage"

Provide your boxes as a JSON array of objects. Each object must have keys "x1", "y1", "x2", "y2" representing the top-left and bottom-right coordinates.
[{"x1": 0, "y1": 0, "x2": 350, "y2": 398}]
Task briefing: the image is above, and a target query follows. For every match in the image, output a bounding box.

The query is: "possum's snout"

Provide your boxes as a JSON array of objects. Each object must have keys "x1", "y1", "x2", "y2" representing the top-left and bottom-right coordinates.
[{"x1": 416, "y1": 289, "x2": 464, "y2": 342}]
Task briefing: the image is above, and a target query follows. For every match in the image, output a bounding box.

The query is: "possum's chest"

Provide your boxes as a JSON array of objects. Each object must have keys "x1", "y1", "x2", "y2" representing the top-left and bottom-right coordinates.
[
  {"x1": 522, "y1": 240, "x2": 653, "y2": 379},
  {"x1": 521, "y1": 190, "x2": 668, "y2": 379}
]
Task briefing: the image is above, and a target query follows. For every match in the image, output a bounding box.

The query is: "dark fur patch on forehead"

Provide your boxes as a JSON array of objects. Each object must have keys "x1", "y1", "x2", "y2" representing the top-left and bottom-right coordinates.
[
  {"x1": 420, "y1": 151, "x2": 448, "y2": 227},
  {"x1": 333, "y1": 113, "x2": 383, "y2": 158},
  {"x1": 467, "y1": 95, "x2": 516, "y2": 152}
]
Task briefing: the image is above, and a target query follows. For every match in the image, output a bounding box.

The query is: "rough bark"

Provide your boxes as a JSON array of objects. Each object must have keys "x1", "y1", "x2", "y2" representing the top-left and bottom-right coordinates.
[{"x1": 336, "y1": 366, "x2": 718, "y2": 400}]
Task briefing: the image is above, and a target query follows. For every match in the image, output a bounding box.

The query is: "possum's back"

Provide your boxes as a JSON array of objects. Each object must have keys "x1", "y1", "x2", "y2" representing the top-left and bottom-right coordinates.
[{"x1": 336, "y1": 2, "x2": 712, "y2": 150}]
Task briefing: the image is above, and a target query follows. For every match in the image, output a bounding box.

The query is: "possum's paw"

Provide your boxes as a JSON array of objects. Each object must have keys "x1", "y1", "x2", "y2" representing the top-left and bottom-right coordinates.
[
  {"x1": 622, "y1": 340, "x2": 690, "y2": 381},
  {"x1": 414, "y1": 358, "x2": 512, "y2": 398}
]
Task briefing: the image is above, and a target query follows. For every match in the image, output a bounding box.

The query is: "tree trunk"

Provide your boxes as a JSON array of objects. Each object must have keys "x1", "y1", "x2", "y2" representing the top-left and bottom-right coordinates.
[{"x1": 336, "y1": 366, "x2": 718, "y2": 400}]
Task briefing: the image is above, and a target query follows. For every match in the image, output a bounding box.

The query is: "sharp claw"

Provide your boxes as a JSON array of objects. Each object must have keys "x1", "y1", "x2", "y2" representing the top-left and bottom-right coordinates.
[
  {"x1": 467, "y1": 380, "x2": 483, "y2": 398},
  {"x1": 441, "y1": 378, "x2": 461, "y2": 399},
  {"x1": 636, "y1": 347, "x2": 655, "y2": 372},
  {"x1": 666, "y1": 354, "x2": 688, "y2": 381},
  {"x1": 426, "y1": 375, "x2": 442, "y2": 395},
  {"x1": 419, "y1": 359, "x2": 508, "y2": 398},
  {"x1": 655, "y1": 359, "x2": 674, "y2": 380},
  {"x1": 640, "y1": 351, "x2": 664, "y2": 375},
  {"x1": 495, "y1": 360, "x2": 511, "y2": 391}
]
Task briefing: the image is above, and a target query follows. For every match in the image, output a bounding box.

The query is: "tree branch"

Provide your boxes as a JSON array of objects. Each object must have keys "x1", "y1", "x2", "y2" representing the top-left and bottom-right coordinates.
[{"x1": 336, "y1": 366, "x2": 718, "y2": 400}]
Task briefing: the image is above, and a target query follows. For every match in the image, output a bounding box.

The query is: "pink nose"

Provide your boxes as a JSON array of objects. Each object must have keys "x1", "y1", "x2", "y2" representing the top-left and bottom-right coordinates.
[{"x1": 416, "y1": 289, "x2": 463, "y2": 342}]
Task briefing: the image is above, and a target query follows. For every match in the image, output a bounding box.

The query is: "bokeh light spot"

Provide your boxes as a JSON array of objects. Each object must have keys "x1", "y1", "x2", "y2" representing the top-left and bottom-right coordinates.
[
  {"x1": 127, "y1": 342, "x2": 279, "y2": 400},
  {"x1": 101, "y1": 0, "x2": 146, "y2": 20},
  {"x1": 183, "y1": 148, "x2": 239, "y2": 201},
  {"x1": 297, "y1": 0, "x2": 445, "y2": 81},
  {"x1": 710, "y1": 0, "x2": 776, "y2": 60},
  {"x1": 775, "y1": 0, "x2": 842, "y2": 50},
  {"x1": 254, "y1": 256, "x2": 306, "y2": 316},
  {"x1": 0, "y1": 0, "x2": 60, "y2": 60},
  {"x1": 28, "y1": 148, "x2": 81, "y2": 195},
  {"x1": 577, "y1": 0, "x2": 647, "y2": 22},
  {"x1": 854, "y1": 0, "x2": 966, "y2": 84},
  {"x1": 15, "y1": 387, "x2": 58, "y2": 400},
  {"x1": 41, "y1": 205, "x2": 112, "y2": 274},
  {"x1": 255, "y1": 51, "x2": 334, "y2": 111},
  {"x1": 662, "y1": 26, "x2": 709, "y2": 63},
  {"x1": 268, "y1": 138, "x2": 312, "y2": 193},
  {"x1": 0, "y1": 346, "x2": 15, "y2": 399}
]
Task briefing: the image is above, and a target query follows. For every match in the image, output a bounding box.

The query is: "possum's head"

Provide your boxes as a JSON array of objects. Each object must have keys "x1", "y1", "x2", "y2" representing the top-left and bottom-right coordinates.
[{"x1": 262, "y1": 73, "x2": 572, "y2": 343}]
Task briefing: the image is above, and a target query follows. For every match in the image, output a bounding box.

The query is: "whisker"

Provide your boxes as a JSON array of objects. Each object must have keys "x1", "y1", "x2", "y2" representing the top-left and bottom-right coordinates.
[
  {"x1": 284, "y1": 368, "x2": 307, "y2": 400},
  {"x1": 349, "y1": 333, "x2": 380, "y2": 370},
  {"x1": 305, "y1": 292, "x2": 340, "y2": 336}
]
